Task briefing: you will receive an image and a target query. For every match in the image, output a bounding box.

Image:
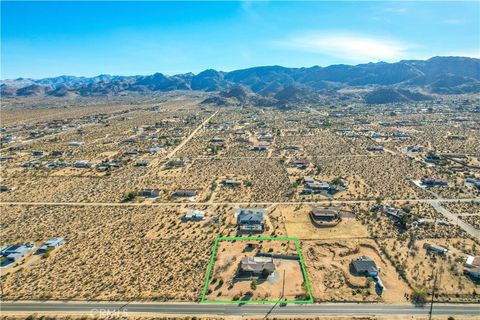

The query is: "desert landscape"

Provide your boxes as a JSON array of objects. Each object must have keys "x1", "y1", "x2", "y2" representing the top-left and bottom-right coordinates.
[{"x1": 1, "y1": 93, "x2": 479, "y2": 308}]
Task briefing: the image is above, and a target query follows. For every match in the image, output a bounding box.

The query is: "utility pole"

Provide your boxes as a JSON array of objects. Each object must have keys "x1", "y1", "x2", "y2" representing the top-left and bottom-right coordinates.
[
  {"x1": 429, "y1": 268, "x2": 439, "y2": 320},
  {"x1": 281, "y1": 269, "x2": 286, "y2": 298}
]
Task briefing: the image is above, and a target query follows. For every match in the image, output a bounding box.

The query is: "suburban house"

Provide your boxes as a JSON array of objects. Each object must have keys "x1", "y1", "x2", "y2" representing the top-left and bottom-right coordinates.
[
  {"x1": 36, "y1": 237, "x2": 65, "y2": 255},
  {"x1": 234, "y1": 208, "x2": 265, "y2": 233},
  {"x1": 73, "y1": 160, "x2": 91, "y2": 169},
  {"x1": 252, "y1": 145, "x2": 268, "y2": 152},
  {"x1": 283, "y1": 145, "x2": 302, "y2": 151},
  {"x1": 67, "y1": 141, "x2": 83, "y2": 147},
  {"x1": 31, "y1": 151, "x2": 44, "y2": 157},
  {"x1": 302, "y1": 177, "x2": 340, "y2": 195},
  {"x1": 50, "y1": 150, "x2": 64, "y2": 157},
  {"x1": 223, "y1": 179, "x2": 242, "y2": 187},
  {"x1": 380, "y1": 205, "x2": 405, "y2": 220},
  {"x1": 465, "y1": 178, "x2": 480, "y2": 190},
  {"x1": 421, "y1": 177, "x2": 448, "y2": 187},
  {"x1": 407, "y1": 146, "x2": 424, "y2": 153},
  {"x1": 239, "y1": 256, "x2": 275, "y2": 277},
  {"x1": 310, "y1": 207, "x2": 341, "y2": 227},
  {"x1": 424, "y1": 243, "x2": 448, "y2": 255},
  {"x1": 183, "y1": 210, "x2": 206, "y2": 221},
  {"x1": 350, "y1": 256, "x2": 379, "y2": 277},
  {"x1": 424, "y1": 154, "x2": 441, "y2": 163},
  {"x1": 1, "y1": 243, "x2": 36, "y2": 263},
  {"x1": 367, "y1": 146, "x2": 384, "y2": 152},
  {"x1": 289, "y1": 159, "x2": 310, "y2": 168},
  {"x1": 173, "y1": 189, "x2": 197, "y2": 198},
  {"x1": 464, "y1": 255, "x2": 480, "y2": 279},
  {"x1": 139, "y1": 189, "x2": 162, "y2": 198},
  {"x1": 135, "y1": 161, "x2": 148, "y2": 167}
]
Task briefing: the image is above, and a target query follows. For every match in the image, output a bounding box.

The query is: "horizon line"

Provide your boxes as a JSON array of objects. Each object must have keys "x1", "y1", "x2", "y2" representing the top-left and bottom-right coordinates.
[{"x1": 2, "y1": 55, "x2": 478, "y2": 82}]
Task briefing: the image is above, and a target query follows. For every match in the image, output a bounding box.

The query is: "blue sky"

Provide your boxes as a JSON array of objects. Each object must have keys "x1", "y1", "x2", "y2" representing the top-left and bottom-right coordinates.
[{"x1": 1, "y1": 1, "x2": 479, "y2": 79}]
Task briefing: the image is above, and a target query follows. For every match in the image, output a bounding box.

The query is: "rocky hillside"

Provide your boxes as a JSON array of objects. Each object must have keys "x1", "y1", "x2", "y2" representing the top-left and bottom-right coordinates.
[{"x1": 2, "y1": 56, "x2": 479, "y2": 104}]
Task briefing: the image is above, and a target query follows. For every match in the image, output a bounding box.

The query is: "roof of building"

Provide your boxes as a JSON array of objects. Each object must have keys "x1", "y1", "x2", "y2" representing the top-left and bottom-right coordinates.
[
  {"x1": 185, "y1": 210, "x2": 206, "y2": 219},
  {"x1": 235, "y1": 208, "x2": 265, "y2": 224},
  {"x1": 312, "y1": 207, "x2": 340, "y2": 217},
  {"x1": 351, "y1": 256, "x2": 378, "y2": 274},
  {"x1": 466, "y1": 255, "x2": 480, "y2": 267},
  {"x1": 240, "y1": 256, "x2": 275, "y2": 273},
  {"x1": 1, "y1": 243, "x2": 34, "y2": 256},
  {"x1": 44, "y1": 237, "x2": 65, "y2": 247}
]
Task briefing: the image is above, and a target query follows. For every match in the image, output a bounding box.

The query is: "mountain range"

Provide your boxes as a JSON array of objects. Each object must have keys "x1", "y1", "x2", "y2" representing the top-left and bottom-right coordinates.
[{"x1": 1, "y1": 56, "x2": 479, "y2": 105}]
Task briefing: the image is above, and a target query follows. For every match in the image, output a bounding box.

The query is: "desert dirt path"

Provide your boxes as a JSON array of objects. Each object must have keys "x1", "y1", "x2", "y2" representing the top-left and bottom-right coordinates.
[
  {"x1": 1, "y1": 198, "x2": 478, "y2": 207},
  {"x1": 162, "y1": 110, "x2": 218, "y2": 161}
]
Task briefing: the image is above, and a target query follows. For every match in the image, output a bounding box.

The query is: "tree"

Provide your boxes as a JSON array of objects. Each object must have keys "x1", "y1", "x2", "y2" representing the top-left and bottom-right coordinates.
[
  {"x1": 262, "y1": 268, "x2": 271, "y2": 277},
  {"x1": 411, "y1": 287, "x2": 428, "y2": 305},
  {"x1": 122, "y1": 190, "x2": 138, "y2": 202},
  {"x1": 250, "y1": 280, "x2": 257, "y2": 291},
  {"x1": 375, "y1": 197, "x2": 383, "y2": 205}
]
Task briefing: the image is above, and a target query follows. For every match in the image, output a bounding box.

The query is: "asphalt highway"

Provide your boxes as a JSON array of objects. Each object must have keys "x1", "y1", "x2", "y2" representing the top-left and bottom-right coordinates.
[{"x1": 1, "y1": 301, "x2": 479, "y2": 317}]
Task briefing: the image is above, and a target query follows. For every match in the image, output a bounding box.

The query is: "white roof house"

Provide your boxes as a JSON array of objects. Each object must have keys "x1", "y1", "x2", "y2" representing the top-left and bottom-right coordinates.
[{"x1": 184, "y1": 210, "x2": 206, "y2": 220}]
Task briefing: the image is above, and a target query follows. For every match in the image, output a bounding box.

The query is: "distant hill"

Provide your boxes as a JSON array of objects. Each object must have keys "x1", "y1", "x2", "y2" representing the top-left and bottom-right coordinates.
[
  {"x1": 364, "y1": 88, "x2": 433, "y2": 104},
  {"x1": 2, "y1": 56, "x2": 479, "y2": 104}
]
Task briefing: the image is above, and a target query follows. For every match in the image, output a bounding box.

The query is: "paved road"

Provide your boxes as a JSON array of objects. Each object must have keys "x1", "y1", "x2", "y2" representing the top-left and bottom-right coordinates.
[
  {"x1": 429, "y1": 200, "x2": 480, "y2": 239},
  {"x1": 1, "y1": 301, "x2": 479, "y2": 317},
  {"x1": 1, "y1": 198, "x2": 478, "y2": 207}
]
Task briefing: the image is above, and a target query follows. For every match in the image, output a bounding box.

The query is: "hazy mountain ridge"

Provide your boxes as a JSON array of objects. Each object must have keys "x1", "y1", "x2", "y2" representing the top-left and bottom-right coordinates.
[{"x1": 2, "y1": 56, "x2": 479, "y2": 104}]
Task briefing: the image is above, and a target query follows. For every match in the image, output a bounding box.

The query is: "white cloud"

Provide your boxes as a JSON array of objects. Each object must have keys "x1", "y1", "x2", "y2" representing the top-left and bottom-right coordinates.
[{"x1": 274, "y1": 32, "x2": 412, "y2": 62}]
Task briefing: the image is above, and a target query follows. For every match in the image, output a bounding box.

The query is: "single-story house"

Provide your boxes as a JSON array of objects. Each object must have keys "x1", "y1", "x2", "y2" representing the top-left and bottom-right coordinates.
[
  {"x1": 1, "y1": 243, "x2": 36, "y2": 262},
  {"x1": 139, "y1": 189, "x2": 162, "y2": 198},
  {"x1": 290, "y1": 159, "x2": 310, "y2": 168},
  {"x1": 252, "y1": 145, "x2": 268, "y2": 152},
  {"x1": 310, "y1": 207, "x2": 341, "y2": 226},
  {"x1": 183, "y1": 210, "x2": 206, "y2": 221},
  {"x1": 50, "y1": 150, "x2": 64, "y2": 157},
  {"x1": 306, "y1": 180, "x2": 332, "y2": 190},
  {"x1": 36, "y1": 237, "x2": 65, "y2": 254},
  {"x1": 73, "y1": 160, "x2": 91, "y2": 169},
  {"x1": 67, "y1": 141, "x2": 83, "y2": 147},
  {"x1": 239, "y1": 256, "x2": 275, "y2": 277},
  {"x1": 380, "y1": 205, "x2": 405, "y2": 220},
  {"x1": 367, "y1": 146, "x2": 384, "y2": 152},
  {"x1": 407, "y1": 146, "x2": 424, "y2": 153},
  {"x1": 31, "y1": 151, "x2": 44, "y2": 157},
  {"x1": 425, "y1": 243, "x2": 448, "y2": 255},
  {"x1": 421, "y1": 178, "x2": 448, "y2": 187},
  {"x1": 464, "y1": 255, "x2": 480, "y2": 279},
  {"x1": 174, "y1": 189, "x2": 197, "y2": 197},
  {"x1": 224, "y1": 179, "x2": 241, "y2": 186},
  {"x1": 350, "y1": 256, "x2": 379, "y2": 277},
  {"x1": 234, "y1": 208, "x2": 265, "y2": 232},
  {"x1": 257, "y1": 135, "x2": 273, "y2": 142},
  {"x1": 283, "y1": 145, "x2": 302, "y2": 151},
  {"x1": 424, "y1": 154, "x2": 441, "y2": 162}
]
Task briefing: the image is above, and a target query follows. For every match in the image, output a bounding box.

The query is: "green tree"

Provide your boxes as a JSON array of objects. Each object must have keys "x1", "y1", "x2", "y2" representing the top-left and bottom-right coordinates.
[
  {"x1": 411, "y1": 287, "x2": 428, "y2": 305},
  {"x1": 250, "y1": 280, "x2": 257, "y2": 291}
]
